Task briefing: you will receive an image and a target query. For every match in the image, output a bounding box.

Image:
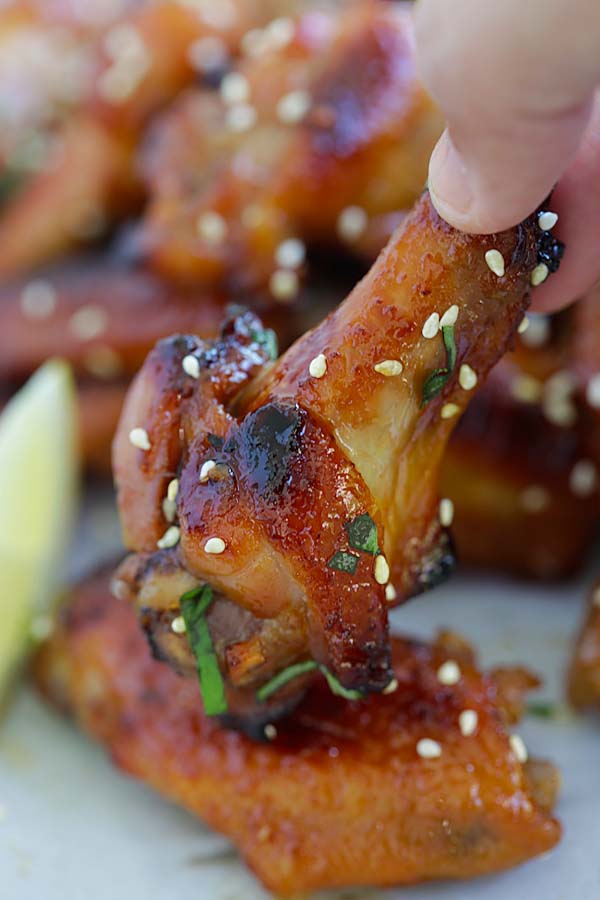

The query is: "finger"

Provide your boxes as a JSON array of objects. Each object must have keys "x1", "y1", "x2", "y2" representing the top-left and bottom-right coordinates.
[{"x1": 414, "y1": 0, "x2": 600, "y2": 233}]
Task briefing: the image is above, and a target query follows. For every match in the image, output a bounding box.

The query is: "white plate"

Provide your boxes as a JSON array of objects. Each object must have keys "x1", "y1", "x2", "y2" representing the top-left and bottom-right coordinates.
[{"x1": 1, "y1": 493, "x2": 599, "y2": 899}]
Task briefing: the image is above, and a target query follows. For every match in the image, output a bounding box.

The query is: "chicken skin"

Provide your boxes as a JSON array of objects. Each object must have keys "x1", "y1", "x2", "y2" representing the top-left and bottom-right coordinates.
[
  {"x1": 34, "y1": 569, "x2": 561, "y2": 897},
  {"x1": 112, "y1": 190, "x2": 562, "y2": 726}
]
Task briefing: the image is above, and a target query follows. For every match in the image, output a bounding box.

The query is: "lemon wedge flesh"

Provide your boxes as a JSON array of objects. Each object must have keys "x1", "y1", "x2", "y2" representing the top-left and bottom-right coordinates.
[{"x1": 0, "y1": 360, "x2": 78, "y2": 695}]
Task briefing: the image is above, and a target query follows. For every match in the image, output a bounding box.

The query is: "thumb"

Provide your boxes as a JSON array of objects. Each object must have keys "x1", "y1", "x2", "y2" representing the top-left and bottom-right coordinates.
[{"x1": 415, "y1": 0, "x2": 600, "y2": 233}]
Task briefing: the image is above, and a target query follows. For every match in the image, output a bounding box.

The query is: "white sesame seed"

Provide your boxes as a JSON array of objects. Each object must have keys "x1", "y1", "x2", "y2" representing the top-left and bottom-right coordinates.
[
  {"x1": 459, "y1": 709, "x2": 478, "y2": 737},
  {"x1": 68, "y1": 305, "x2": 108, "y2": 340},
  {"x1": 439, "y1": 498, "x2": 454, "y2": 528},
  {"x1": 458, "y1": 364, "x2": 478, "y2": 391},
  {"x1": 484, "y1": 249, "x2": 505, "y2": 277},
  {"x1": 276, "y1": 89, "x2": 311, "y2": 124},
  {"x1": 264, "y1": 723, "x2": 278, "y2": 740},
  {"x1": 440, "y1": 402, "x2": 460, "y2": 420},
  {"x1": 383, "y1": 678, "x2": 399, "y2": 695},
  {"x1": 167, "y1": 479, "x2": 179, "y2": 502},
  {"x1": 437, "y1": 659, "x2": 461, "y2": 686},
  {"x1": 440, "y1": 304, "x2": 459, "y2": 328},
  {"x1": 187, "y1": 35, "x2": 229, "y2": 72},
  {"x1": 586, "y1": 373, "x2": 600, "y2": 409},
  {"x1": 197, "y1": 211, "x2": 227, "y2": 245},
  {"x1": 385, "y1": 583, "x2": 397, "y2": 603},
  {"x1": 518, "y1": 316, "x2": 530, "y2": 334},
  {"x1": 542, "y1": 374, "x2": 577, "y2": 426},
  {"x1": 220, "y1": 72, "x2": 250, "y2": 105},
  {"x1": 538, "y1": 211, "x2": 558, "y2": 231},
  {"x1": 199, "y1": 460, "x2": 217, "y2": 482},
  {"x1": 510, "y1": 374, "x2": 543, "y2": 404},
  {"x1": 129, "y1": 427, "x2": 151, "y2": 451},
  {"x1": 531, "y1": 263, "x2": 549, "y2": 286},
  {"x1": 20, "y1": 279, "x2": 56, "y2": 318},
  {"x1": 182, "y1": 354, "x2": 201, "y2": 378},
  {"x1": 269, "y1": 269, "x2": 299, "y2": 301},
  {"x1": 520, "y1": 314, "x2": 550, "y2": 348},
  {"x1": 336, "y1": 205, "x2": 368, "y2": 242},
  {"x1": 374, "y1": 359, "x2": 403, "y2": 377},
  {"x1": 416, "y1": 738, "x2": 442, "y2": 759},
  {"x1": 157, "y1": 525, "x2": 180, "y2": 550},
  {"x1": 83, "y1": 346, "x2": 123, "y2": 379},
  {"x1": 204, "y1": 537, "x2": 226, "y2": 554},
  {"x1": 519, "y1": 485, "x2": 550, "y2": 514},
  {"x1": 110, "y1": 578, "x2": 129, "y2": 601},
  {"x1": 265, "y1": 17, "x2": 295, "y2": 49},
  {"x1": 570, "y1": 460, "x2": 597, "y2": 497},
  {"x1": 240, "y1": 27, "x2": 266, "y2": 57},
  {"x1": 309, "y1": 353, "x2": 327, "y2": 379},
  {"x1": 275, "y1": 238, "x2": 306, "y2": 269},
  {"x1": 171, "y1": 615, "x2": 186, "y2": 634},
  {"x1": 374, "y1": 555, "x2": 390, "y2": 585},
  {"x1": 422, "y1": 312, "x2": 440, "y2": 339},
  {"x1": 162, "y1": 497, "x2": 177, "y2": 523},
  {"x1": 226, "y1": 103, "x2": 257, "y2": 132},
  {"x1": 509, "y1": 733, "x2": 528, "y2": 763}
]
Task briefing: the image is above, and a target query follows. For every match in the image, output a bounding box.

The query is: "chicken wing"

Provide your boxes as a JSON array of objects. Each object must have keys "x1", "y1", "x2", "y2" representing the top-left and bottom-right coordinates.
[
  {"x1": 112, "y1": 190, "x2": 562, "y2": 725},
  {"x1": 34, "y1": 569, "x2": 561, "y2": 897}
]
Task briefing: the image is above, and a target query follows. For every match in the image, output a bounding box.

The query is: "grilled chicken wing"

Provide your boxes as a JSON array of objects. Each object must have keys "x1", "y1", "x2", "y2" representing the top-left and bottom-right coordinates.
[
  {"x1": 113, "y1": 191, "x2": 561, "y2": 726},
  {"x1": 140, "y1": 0, "x2": 443, "y2": 292},
  {"x1": 34, "y1": 569, "x2": 561, "y2": 897}
]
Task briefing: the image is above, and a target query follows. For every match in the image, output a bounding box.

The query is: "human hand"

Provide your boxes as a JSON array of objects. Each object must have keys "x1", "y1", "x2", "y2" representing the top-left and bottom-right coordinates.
[{"x1": 414, "y1": 0, "x2": 600, "y2": 311}]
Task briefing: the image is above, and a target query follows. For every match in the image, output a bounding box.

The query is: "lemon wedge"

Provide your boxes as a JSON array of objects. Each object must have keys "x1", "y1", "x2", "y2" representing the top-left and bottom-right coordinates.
[{"x1": 0, "y1": 360, "x2": 79, "y2": 695}]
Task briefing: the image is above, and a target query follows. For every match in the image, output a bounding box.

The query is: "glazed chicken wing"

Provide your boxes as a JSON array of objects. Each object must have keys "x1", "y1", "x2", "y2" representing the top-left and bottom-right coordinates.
[
  {"x1": 34, "y1": 569, "x2": 560, "y2": 897},
  {"x1": 113, "y1": 191, "x2": 561, "y2": 726}
]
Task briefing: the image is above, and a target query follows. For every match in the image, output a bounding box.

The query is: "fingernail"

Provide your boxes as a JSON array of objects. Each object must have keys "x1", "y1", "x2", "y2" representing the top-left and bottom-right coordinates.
[{"x1": 428, "y1": 131, "x2": 473, "y2": 225}]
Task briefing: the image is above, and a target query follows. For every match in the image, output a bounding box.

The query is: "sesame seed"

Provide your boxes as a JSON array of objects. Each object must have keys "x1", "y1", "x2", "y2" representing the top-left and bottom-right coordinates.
[
  {"x1": 538, "y1": 211, "x2": 558, "y2": 231},
  {"x1": 182, "y1": 354, "x2": 201, "y2": 378},
  {"x1": 110, "y1": 578, "x2": 128, "y2": 601},
  {"x1": 440, "y1": 304, "x2": 459, "y2": 328},
  {"x1": 531, "y1": 263, "x2": 549, "y2": 286},
  {"x1": 309, "y1": 353, "x2": 327, "y2": 379},
  {"x1": 374, "y1": 555, "x2": 390, "y2": 585},
  {"x1": 383, "y1": 678, "x2": 398, "y2": 695},
  {"x1": 276, "y1": 89, "x2": 311, "y2": 124},
  {"x1": 68, "y1": 305, "x2": 108, "y2": 340},
  {"x1": 484, "y1": 249, "x2": 505, "y2": 277},
  {"x1": 542, "y1": 373, "x2": 577, "y2": 427},
  {"x1": 459, "y1": 709, "x2": 478, "y2": 737},
  {"x1": 199, "y1": 460, "x2": 216, "y2": 482},
  {"x1": 440, "y1": 403, "x2": 460, "y2": 419},
  {"x1": 220, "y1": 71, "x2": 250, "y2": 104},
  {"x1": 416, "y1": 738, "x2": 442, "y2": 759},
  {"x1": 171, "y1": 616, "x2": 186, "y2": 634},
  {"x1": 257, "y1": 824, "x2": 272, "y2": 842},
  {"x1": 264, "y1": 723, "x2": 278, "y2": 740},
  {"x1": 519, "y1": 485, "x2": 550, "y2": 514},
  {"x1": 269, "y1": 269, "x2": 299, "y2": 301},
  {"x1": 437, "y1": 659, "x2": 461, "y2": 685},
  {"x1": 385, "y1": 583, "x2": 397, "y2": 603},
  {"x1": 374, "y1": 359, "x2": 403, "y2": 377},
  {"x1": 422, "y1": 312, "x2": 440, "y2": 339},
  {"x1": 197, "y1": 211, "x2": 227, "y2": 244},
  {"x1": 226, "y1": 103, "x2": 257, "y2": 132},
  {"x1": 240, "y1": 27, "x2": 265, "y2": 56},
  {"x1": 509, "y1": 733, "x2": 528, "y2": 763},
  {"x1": 187, "y1": 36, "x2": 229, "y2": 72},
  {"x1": 336, "y1": 205, "x2": 368, "y2": 242},
  {"x1": 275, "y1": 238, "x2": 305, "y2": 269},
  {"x1": 510, "y1": 374, "x2": 543, "y2": 404},
  {"x1": 83, "y1": 346, "x2": 123, "y2": 379},
  {"x1": 586, "y1": 373, "x2": 600, "y2": 409},
  {"x1": 265, "y1": 17, "x2": 295, "y2": 48},
  {"x1": 458, "y1": 364, "x2": 478, "y2": 391},
  {"x1": 518, "y1": 316, "x2": 529, "y2": 334},
  {"x1": 157, "y1": 525, "x2": 180, "y2": 550},
  {"x1": 129, "y1": 427, "x2": 151, "y2": 451},
  {"x1": 439, "y1": 498, "x2": 454, "y2": 527},
  {"x1": 162, "y1": 497, "x2": 177, "y2": 523},
  {"x1": 21, "y1": 279, "x2": 56, "y2": 318},
  {"x1": 520, "y1": 314, "x2": 550, "y2": 348},
  {"x1": 570, "y1": 460, "x2": 597, "y2": 497},
  {"x1": 204, "y1": 537, "x2": 226, "y2": 554},
  {"x1": 167, "y1": 479, "x2": 179, "y2": 502}
]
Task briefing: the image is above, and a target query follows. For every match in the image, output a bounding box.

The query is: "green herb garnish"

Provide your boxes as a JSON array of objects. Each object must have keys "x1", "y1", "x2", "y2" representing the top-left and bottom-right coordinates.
[
  {"x1": 421, "y1": 325, "x2": 457, "y2": 406},
  {"x1": 526, "y1": 700, "x2": 558, "y2": 719},
  {"x1": 327, "y1": 550, "x2": 359, "y2": 574},
  {"x1": 345, "y1": 513, "x2": 379, "y2": 555},
  {"x1": 180, "y1": 584, "x2": 227, "y2": 716},
  {"x1": 257, "y1": 660, "x2": 364, "y2": 703},
  {"x1": 250, "y1": 327, "x2": 278, "y2": 361}
]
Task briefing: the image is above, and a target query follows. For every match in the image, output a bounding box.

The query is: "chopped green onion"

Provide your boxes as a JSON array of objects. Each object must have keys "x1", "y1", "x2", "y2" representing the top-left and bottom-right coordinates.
[
  {"x1": 345, "y1": 513, "x2": 379, "y2": 555},
  {"x1": 327, "y1": 550, "x2": 359, "y2": 574},
  {"x1": 180, "y1": 584, "x2": 227, "y2": 716},
  {"x1": 250, "y1": 327, "x2": 279, "y2": 361},
  {"x1": 421, "y1": 325, "x2": 457, "y2": 406},
  {"x1": 257, "y1": 660, "x2": 365, "y2": 703},
  {"x1": 526, "y1": 700, "x2": 557, "y2": 719},
  {"x1": 320, "y1": 668, "x2": 364, "y2": 700}
]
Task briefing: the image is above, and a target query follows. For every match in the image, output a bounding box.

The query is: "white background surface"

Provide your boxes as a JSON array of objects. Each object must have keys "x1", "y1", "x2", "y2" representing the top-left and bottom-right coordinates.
[{"x1": 1, "y1": 492, "x2": 599, "y2": 900}]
